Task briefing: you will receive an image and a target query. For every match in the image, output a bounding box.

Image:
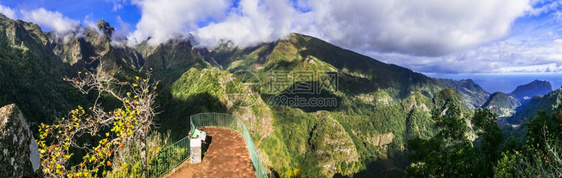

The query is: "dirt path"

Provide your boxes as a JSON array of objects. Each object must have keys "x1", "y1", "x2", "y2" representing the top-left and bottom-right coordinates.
[{"x1": 164, "y1": 127, "x2": 256, "y2": 178}]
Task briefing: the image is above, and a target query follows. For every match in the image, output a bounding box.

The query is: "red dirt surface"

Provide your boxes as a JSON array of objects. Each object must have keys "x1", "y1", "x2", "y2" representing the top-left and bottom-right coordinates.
[{"x1": 163, "y1": 127, "x2": 256, "y2": 178}]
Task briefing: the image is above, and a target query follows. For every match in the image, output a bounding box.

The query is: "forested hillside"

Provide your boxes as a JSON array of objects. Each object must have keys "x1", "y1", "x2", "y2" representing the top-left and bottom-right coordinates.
[{"x1": 1, "y1": 13, "x2": 558, "y2": 177}]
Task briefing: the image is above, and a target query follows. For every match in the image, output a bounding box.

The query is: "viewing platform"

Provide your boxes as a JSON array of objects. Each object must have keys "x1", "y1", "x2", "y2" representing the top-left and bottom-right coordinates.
[{"x1": 109, "y1": 113, "x2": 268, "y2": 177}]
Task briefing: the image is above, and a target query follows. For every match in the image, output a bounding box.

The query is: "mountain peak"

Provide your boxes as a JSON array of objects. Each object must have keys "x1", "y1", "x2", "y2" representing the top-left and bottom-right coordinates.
[
  {"x1": 482, "y1": 91, "x2": 521, "y2": 117},
  {"x1": 0, "y1": 13, "x2": 8, "y2": 20},
  {"x1": 530, "y1": 79, "x2": 548, "y2": 85},
  {"x1": 509, "y1": 80, "x2": 552, "y2": 104},
  {"x1": 96, "y1": 19, "x2": 115, "y2": 37}
]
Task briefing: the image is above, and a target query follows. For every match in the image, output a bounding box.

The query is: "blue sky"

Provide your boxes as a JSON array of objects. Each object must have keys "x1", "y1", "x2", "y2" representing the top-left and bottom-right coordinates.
[
  {"x1": 0, "y1": 0, "x2": 561, "y2": 75},
  {"x1": 0, "y1": 0, "x2": 141, "y2": 32}
]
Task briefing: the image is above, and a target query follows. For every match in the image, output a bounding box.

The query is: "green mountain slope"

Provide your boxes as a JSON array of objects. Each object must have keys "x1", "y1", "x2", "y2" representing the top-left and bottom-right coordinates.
[
  {"x1": 0, "y1": 14, "x2": 86, "y2": 128},
  {"x1": 0, "y1": 15, "x2": 496, "y2": 177},
  {"x1": 436, "y1": 79, "x2": 490, "y2": 108},
  {"x1": 482, "y1": 92, "x2": 521, "y2": 117},
  {"x1": 509, "y1": 89, "x2": 562, "y2": 124},
  {"x1": 153, "y1": 34, "x2": 480, "y2": 176}
]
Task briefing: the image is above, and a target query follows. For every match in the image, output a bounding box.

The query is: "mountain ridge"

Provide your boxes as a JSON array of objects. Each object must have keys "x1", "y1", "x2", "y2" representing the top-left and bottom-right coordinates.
[
  {"x1": 509, "y1": 79, "x2": 552, "y2": 105},
  {"x1": 0, "y1": 15, "x2": 501, "y2": 177},
  {"x1": 508, "y1": 89, "x2": 562, "y2": 124},
  {"x1": 482, "y1": 92, "x2": 521, "y2": 117}
]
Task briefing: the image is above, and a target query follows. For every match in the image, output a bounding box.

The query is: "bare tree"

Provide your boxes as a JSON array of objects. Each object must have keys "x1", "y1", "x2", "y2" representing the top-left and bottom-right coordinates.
[{"x1": 37, "y1": 63, "x2": 160, "y2": 177}]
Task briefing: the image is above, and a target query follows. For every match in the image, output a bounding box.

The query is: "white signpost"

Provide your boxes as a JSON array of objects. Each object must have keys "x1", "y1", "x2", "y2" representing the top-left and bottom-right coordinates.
[{"x1": 190, "y1": 129, "x2": 206, "y2": 164}]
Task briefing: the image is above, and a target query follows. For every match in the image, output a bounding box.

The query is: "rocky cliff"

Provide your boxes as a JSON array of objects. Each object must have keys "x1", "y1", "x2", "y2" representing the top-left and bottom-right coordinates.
[{"x1": 0, "y1": 104, "x2": 40, "y2": 177}]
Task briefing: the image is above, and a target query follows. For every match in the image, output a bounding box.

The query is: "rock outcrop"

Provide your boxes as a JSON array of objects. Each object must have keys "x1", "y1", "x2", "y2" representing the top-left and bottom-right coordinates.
[{"x1": 0, "y1": 104, "x2": 41, "y2": 177}]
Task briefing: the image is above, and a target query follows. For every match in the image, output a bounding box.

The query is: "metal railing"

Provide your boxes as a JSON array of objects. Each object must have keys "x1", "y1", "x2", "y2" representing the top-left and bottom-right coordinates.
[
  {"x1": 191, "y1": 113, "x2": 268, "y2": 178},
  {"x1": 107, "y1": 113, "x2": 267, "y2": 177},
  {"x1": 147, "y1": 135, "x2": 191, "y2": 176},
  {"x1": 106, "y1": 135, "x2": 191, "y2": 178}
]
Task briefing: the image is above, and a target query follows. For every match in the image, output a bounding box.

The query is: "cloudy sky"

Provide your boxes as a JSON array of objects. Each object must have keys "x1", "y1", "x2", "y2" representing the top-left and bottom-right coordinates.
[{"x1": 1, "y1": 0, "x2": 561, "y2": 74}]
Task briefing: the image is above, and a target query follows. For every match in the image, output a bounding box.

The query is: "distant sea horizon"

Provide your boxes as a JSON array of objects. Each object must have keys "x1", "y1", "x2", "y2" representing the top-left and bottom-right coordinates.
[{"x1": 424, "y1": 73, "x2": 562, "y2": 94}]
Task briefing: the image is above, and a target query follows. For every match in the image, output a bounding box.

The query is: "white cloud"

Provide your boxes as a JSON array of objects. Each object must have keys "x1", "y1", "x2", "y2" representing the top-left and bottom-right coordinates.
[
  {"x1": 297, "y1": 0, "x2": 531, "y2": 56},
  {"x1": 0, "y1": 4, "x2": 16, "y2": 19},
  {"x1": 494, "y1": 63, "x2": 562, "y2": 73},
  {"x1": 104, "y1": 0, "x2": 129, "y2": 11},
  {"x1": 21, "y1": 8, "x2": 80, "y2": 35},
  {"x1": 5, "y1": 0, "x2": 557, "y2": 74},
  {"x1": 110, "y1": 16, "x2": 131, "y2": 47},
  {"x1": 116, "y1": 16, "x2": 130, "y2": 34},
  {"x1": 529, "y1": 0, "x2": 561, "y2": 16},
  {"x1": 113, "y1": 1, "x2": 124, "y2": 11},
  {"x1": 84, "y1": 14, "x2": 104, "y2": 36},
  {"x1": 128, "y1": 0, "x2": 531, "y2": 57},
  {"x1": 124, "y1": 0, "x2": 555, "y2": 74},
  {"x1": 193, "y1": 0, "x2": 295, "y2": 48},
  {"x1": 127, "y1": 0, "x2": 231, "y2": 46},
  {"x1": 370, "y1": 32, "x2": 562, "y2": 74}
]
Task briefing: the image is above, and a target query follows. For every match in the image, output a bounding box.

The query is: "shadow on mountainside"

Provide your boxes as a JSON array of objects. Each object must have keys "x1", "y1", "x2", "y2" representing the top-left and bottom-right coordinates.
[{"x1": 158, "y1": 92, "x2": 227, "y2": 141}]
